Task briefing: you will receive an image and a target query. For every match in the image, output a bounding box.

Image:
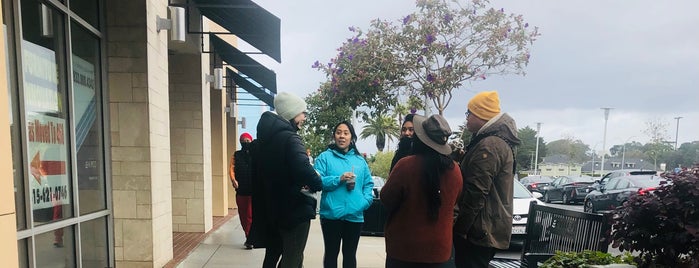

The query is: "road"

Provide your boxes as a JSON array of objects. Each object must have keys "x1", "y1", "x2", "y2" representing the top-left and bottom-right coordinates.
[{"x1": 495, "y1": 201, "x2": 585, "y2": 259}]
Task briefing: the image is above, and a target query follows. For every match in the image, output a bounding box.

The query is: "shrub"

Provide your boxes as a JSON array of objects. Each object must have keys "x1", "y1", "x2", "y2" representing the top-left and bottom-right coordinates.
[
  {"x1": 611, "y1": 165, "x2": 699, "y2": 267},
  {"x1": 540, "y1": 250, "x2": 635, "y2": 268}
]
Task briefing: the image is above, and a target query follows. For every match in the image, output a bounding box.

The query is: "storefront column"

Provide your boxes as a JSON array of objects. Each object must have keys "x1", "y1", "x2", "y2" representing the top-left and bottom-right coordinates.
[
  {"x1": 168, "y1": 51, "x2": 213, "y2": 232},
  {"x1": 226, "y1": 116, "x2": 238, "y2": 210},
  {"x1": 0, "y1": 4, "x2": 20, "y2": 265},
  {"x1": 106, "y1": 0, "x2": 173, "y2": 266},
  {"x1": 210, "y1": 71, "x2": 229, "y2": 217}
]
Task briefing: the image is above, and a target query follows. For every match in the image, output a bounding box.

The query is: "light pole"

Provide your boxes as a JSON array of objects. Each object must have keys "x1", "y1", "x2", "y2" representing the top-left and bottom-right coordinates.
[
  {"x1": 621, "y1": 136, "x2": 636, "y2": 169},
  {"x1": 534, "y1": 122, "x2": 542, "y2": 175},
  {"x1": 674, "y1": 116, "x2": 683, "y2": 150},
  {"x1": 600, "y1": 108, "x2": 613, "y2": 175}
]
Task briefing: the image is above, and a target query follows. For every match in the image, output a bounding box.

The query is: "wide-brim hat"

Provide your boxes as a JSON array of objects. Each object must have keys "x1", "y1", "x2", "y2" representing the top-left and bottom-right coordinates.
[{"x1": 413, "y1": 114, "x2": 453, "y2": 155}]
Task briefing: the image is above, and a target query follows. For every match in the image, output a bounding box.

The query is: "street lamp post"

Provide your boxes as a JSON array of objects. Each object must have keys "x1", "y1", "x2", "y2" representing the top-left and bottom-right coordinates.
[
  {"x1": 674, "y1": 116, "x2": 683, "y2": 150},
  {"x1": 621, "y1": 136, "x2": 636, "y2": 169},
  {"x1": 600, "y1": 108, "x2": 613, "y2": 175},
  {"x1": 534, "y1": 122, "x2": 542, "y2": 175}
]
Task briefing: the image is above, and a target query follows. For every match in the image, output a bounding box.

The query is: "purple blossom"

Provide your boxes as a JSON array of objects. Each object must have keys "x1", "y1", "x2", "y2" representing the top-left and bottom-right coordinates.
[
  {"x1": 336, "y1": 67, "x2": 344, "y2": 74},
  {"x1": 417, "y1": 56, "x2": 423, "y2": 63},
  {"x1": 524, "y1": 23, "x2": 529, "y2": 28},
  {"x1": 421, "y1": 47, "x2": 428, "y2": 54},
  {"x1": 311, "y1": 60, "x2": 320, "y2": 68},
  {"x1": 348, "y1": 54, "x2": 354, "y2": 60},
  {"x1": 445, "y1": 42, "x2": 450, "y2": 49},
  {"x1": 500, "y1": 8, "x2": 504, "y2": 12},
  {"x1": 426, "y1": 73, "x2": 435, "y2": 82},
  {"x1": 352, "y1": 37, "x2": 359, "y2": 44},
  {"x1": 410, "y1": 108, "x2": 417, "y2": 114},
  {"x1": 348, "y1": 26, "x2": 356, "y2": 32},
  {"x1": 444, "y1": 14, "x2": 453, "y2": 23},
  {"x1": 328, "y1": 63, "x2": 333, "y2": 68},
  {"x1": 403, "y1": 15, "x2": 411, "y2": 25},
  {"x1": 426, "y1": 34, "x2": 436, "y2": 44}
]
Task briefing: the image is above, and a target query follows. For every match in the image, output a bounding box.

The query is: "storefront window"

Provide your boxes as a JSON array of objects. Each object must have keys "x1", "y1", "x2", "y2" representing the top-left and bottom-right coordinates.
[
  {"x1": 35, "y1": 226, "x2": 76, "y2": 267},
  {"x1": 20, "y1": 0, "x2": 74, "y2": 225},
  {"x1": 80, "y1": 217, "x2": 108, "y2": 267},
  {"x1": 69, "y1": 0, "x2": 98, "y2": 29},
  {"x1": 4, "y1": 0, "x2": 27, "y2": 230},
  {"x1": 18, "y1": 239, "x2": 28, "y2": 268},
  {"x1": 71, "y1": 21, "x2": 105, "y2": 215}
]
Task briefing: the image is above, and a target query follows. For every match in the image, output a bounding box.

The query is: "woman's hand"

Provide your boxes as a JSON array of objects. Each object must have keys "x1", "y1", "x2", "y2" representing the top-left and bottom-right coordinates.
[{"x1": 340, "y1": 172, "x2": 356, "y2": 181}]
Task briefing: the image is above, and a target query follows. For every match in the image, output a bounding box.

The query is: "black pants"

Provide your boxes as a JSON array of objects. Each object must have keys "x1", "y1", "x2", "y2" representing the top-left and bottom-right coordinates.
[
  {"x1": 320, "y1": 219, "x2": 363, "y2": 268},
  {"x1": 262, "y1": 221, "x2": 311, "y2": 268},
  {"x1": 453, "y1": 234, "x2": 496, "y2": 268}
]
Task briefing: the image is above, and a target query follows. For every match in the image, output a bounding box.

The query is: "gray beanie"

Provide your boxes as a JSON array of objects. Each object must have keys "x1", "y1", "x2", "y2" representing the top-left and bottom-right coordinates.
[{"x1": 274, "y1": 92, "x2": 307, "y2": 121}]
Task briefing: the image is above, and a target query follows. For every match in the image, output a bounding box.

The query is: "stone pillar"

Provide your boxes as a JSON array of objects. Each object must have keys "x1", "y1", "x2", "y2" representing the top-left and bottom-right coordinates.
[
  {"x1": 0, "y1": 4, "x2": 20, "y2": 266},
  {"x1": 210, "y1": 73, "x2": 229, "y2": 217},
  {"x1": 107, "y1": 0, "x2": 173, "y2": 266},
  {"x1": 226, "y1": 107, "x2": 238, "y2": 210},
  {"x1": 169, "y1": 53, "x2": 213, "y2": 232}
]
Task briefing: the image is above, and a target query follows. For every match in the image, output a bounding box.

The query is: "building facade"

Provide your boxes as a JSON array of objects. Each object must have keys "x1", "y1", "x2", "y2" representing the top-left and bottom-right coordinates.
[{"x1": 1, "y1": 0, "x2": 278, "y2": 266}]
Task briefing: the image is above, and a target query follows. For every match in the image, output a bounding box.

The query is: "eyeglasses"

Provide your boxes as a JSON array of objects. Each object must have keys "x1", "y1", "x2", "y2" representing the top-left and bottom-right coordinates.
[{"x1": 465, "y1": 110, "x2": 471, "y2": 117}]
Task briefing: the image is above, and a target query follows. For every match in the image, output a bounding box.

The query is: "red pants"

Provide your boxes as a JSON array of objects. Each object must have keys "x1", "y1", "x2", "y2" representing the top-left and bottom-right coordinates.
[{"x1": 236, "y1": 195, "x2": 252, "y2": 237}]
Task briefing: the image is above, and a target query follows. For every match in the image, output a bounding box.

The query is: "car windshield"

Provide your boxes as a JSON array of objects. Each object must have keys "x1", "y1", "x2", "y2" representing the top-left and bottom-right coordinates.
[
  {"x1": 570, "y1": 176, "x2": 595, "y2": 183},
  {"x1": 527, "y1": 177, "x2": 553, "y2": 183},
  {"x1": 630, "y1": 177, "x2": 664, "y2": 188},
  {"x1": 629, "y1": 170, "x2": 657, "y2": 176},
  {"x1": 513, "y1": 180, "x2": 532, "y2": 198}
]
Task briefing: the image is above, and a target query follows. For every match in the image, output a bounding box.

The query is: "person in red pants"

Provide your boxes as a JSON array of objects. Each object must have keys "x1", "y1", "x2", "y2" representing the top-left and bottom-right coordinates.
[{"x1": 230, "y1": 132, "x2": 255, "y2": 249}]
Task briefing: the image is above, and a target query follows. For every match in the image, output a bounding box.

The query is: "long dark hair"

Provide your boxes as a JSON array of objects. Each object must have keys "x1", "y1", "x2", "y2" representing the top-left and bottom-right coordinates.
[
  {"x1": 328, "y1": 121, "x2": 360, "y2": 154},
  {"x1": 412, "y1": 133, "x2": 455, "y2": 221}
]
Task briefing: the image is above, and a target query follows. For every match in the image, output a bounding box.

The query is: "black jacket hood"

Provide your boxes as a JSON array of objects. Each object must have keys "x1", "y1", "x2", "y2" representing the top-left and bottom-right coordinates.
[{"x1": 257, "y1": 111, "x2": 296, "y2": 141}]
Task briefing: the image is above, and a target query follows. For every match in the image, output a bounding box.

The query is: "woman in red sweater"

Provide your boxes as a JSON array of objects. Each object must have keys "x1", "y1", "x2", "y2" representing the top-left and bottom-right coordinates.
[{"x1": 380, "y1": 114, "x2": 463, "y2": 267}]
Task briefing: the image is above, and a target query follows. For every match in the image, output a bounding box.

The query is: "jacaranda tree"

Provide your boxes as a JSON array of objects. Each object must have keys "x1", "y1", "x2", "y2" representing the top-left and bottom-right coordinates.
[{"x1": 314, "y1": 0, "x2": 539, "y2": 115}]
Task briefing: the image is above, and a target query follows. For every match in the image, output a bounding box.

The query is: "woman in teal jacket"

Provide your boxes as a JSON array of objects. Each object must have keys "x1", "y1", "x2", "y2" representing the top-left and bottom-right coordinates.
[{"x1": 314, "y1": 121, "x2": 374, "y2": 268}]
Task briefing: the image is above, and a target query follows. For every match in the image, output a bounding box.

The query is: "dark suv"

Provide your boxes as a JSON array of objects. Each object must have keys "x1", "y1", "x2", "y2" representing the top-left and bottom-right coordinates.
[{"x1": 589, "y1": 169, "x2": 658, "y2": 191}]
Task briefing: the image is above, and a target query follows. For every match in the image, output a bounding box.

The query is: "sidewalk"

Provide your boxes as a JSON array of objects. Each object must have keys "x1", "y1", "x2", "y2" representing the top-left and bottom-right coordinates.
[{"x1": 176, "y1": 216, "x2": 387, "y2": 267}]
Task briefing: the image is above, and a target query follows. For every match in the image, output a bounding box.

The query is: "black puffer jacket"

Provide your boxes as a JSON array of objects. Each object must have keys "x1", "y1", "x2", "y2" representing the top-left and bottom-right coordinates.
[
  {"x1": 233, "y1": 147, "x2": 253, "y2": 196},
  {"x1": 251, "y1": 111, "x2": 322, "y2": 231}
]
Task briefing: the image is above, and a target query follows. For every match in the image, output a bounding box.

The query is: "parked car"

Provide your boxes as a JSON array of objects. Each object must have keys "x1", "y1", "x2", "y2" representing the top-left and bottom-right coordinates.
[
  {"x1": 589, "y1": 169, "x2": 658, "y2": 191},
  {"x1": 511, "y1": 179, "x2": 544, "y2": 245},
  {"x1": 371, "y1": 176, "x2": 384, "y2": 198},
  {"x1": 583, "y1": 175, "x2": 666, "y2": 213},
  {"x1": 541, "y1": 175, "x2": 596, "y2": 204},
  {"x1": 519, "y1": 175, "x2": 554, "y2": 193}
]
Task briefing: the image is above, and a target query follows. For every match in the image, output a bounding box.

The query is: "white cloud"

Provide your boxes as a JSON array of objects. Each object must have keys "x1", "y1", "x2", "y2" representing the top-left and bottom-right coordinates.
[{"x1": 242, "y1": 0, "x2": 699, "y2": 155}]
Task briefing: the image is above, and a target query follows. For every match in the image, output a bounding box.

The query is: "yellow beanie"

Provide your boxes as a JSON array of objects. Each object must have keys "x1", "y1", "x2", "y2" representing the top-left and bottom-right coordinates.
[{"x1": 468, "y1": 91, "x2": 501, "y2": 120}]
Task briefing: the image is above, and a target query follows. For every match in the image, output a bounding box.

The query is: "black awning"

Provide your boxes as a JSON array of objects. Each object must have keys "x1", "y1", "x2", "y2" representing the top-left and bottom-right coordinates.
[
  {"x1": 227, "y1": 68, "x2": 274, "y2": 108},
  {"x1": 211, "y1": 35, "x2": 276, "y2": 94},
  {"x1": 195, "y1": 0, "x2": 281, "y2": 63}
]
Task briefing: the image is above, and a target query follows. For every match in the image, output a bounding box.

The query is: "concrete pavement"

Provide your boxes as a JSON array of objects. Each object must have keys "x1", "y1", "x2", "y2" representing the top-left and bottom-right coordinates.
[{"x1": 176, "y1": 216, "x2": 387, "y2": 267}]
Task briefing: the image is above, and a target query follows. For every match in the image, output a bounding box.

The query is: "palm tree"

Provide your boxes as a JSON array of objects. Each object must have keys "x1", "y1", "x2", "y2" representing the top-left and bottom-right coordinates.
[{"x1": 360, "y1": 114, "x2": 400, "y2": 152}]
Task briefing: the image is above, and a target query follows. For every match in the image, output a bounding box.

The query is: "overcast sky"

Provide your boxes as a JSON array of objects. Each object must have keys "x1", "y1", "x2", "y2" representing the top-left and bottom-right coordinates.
[{"x1": 238, "y1": 0, "x2": 699, "y2": 155}]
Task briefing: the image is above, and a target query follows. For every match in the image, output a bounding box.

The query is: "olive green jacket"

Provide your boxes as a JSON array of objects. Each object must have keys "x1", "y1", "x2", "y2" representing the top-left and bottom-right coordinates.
[{"x1": 454, "y1": 113, "x2": 521, "y2": 249}]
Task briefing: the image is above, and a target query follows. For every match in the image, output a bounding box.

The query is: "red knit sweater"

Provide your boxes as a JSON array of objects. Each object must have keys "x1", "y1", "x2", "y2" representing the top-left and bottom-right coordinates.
[{"x1": 380, "y1": 155, "x2": 463, "y2": 263}]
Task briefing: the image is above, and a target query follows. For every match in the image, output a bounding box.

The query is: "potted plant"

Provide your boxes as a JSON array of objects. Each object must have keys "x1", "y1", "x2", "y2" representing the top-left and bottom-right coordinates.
[
  {"x1": 539, "y1": 250, "x2": 636, "y2": 268},
  {"x1": 611, "y1": 165, "x2": 699, "y2": 268}
]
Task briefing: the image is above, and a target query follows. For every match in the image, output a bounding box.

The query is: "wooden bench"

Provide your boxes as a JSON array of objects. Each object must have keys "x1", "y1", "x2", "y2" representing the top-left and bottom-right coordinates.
[{"x1": 489, "y1": 201, "x2": 612, "y2": 268}]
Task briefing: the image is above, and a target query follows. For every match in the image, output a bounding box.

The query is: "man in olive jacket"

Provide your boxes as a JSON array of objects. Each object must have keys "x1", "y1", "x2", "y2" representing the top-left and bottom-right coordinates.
[
  {"x1": 454, "y1": 91, "x2": 521, "y2": 268},
  {"x1": 250, "y1": 91, "x2": 322, "y2": 268}
]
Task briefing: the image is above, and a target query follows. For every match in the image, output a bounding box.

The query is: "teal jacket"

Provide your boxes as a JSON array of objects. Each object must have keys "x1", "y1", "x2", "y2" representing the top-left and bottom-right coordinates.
[{"x1": 314, "y1": 148, "x2": 374, "y2": 222}]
